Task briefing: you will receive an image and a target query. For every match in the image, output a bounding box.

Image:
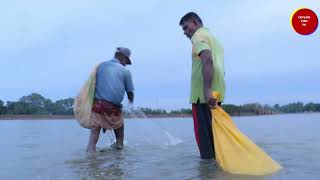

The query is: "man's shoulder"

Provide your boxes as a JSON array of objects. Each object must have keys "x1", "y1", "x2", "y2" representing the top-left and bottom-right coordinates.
[
  {"x1": 122, "y1": 67, "x2": 131, "y2": 76},
  {"x1": 110, "y1": 61, "x2": 130, "y2": 75},
  {"x1": 199, "y1": 28, "x2": 213, "y2": 39},
  {"x1": 192, "y1": 27, "x2": 213, "y2": 43},
  {"x1": 97, "y1": 60, "x2": 109, "y2": 67},
  {"x1": 99, "y1": 59, "x2": 120, "y2": 67}
]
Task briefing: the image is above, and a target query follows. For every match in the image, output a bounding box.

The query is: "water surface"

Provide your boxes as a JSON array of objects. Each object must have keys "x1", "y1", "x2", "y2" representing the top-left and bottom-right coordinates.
[{"x1": 1, "y1": 113, "x2": 320, "y2": 179}]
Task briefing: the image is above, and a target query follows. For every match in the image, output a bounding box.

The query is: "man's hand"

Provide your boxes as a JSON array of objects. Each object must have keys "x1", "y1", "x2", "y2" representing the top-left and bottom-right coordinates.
[{"x1": 205, "y1": 91, "x2": 217, "y2": 109}]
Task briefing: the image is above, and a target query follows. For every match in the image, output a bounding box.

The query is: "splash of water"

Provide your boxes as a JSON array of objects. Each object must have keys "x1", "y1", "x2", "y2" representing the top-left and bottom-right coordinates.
[{"x1": 123, "y1": 105, "x2": 183, "y2": 148}]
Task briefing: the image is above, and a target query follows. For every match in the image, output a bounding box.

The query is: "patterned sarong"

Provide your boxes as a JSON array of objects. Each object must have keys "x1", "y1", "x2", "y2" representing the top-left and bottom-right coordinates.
[{"x1": 90, "y1": 99, "x2": 123, "y2": 130}]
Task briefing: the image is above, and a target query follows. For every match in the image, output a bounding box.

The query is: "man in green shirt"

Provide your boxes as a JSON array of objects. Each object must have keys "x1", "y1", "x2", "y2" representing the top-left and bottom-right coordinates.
[{"x1": 179, "y1": 12, "x2": 225, "y2": 159}]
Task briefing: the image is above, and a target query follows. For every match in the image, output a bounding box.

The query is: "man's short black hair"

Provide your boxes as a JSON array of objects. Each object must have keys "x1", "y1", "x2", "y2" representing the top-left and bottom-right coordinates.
[{"x1": 179, "y1": 12, "x2": 203, "y2": 25}]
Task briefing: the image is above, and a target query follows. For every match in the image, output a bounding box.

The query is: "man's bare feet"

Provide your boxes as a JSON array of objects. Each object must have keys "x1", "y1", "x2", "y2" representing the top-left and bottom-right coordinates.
[{"x1": 111, "y1": 142, "x2": 123, "y2": 150}]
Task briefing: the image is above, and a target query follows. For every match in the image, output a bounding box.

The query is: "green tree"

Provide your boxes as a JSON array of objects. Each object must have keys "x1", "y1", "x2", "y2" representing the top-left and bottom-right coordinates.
[
  {"x1": 52, "y1": 98, "x2": 74, "y2": 115},
  {"x1": 19, "y1": 93, "x2": 50, "y2": 114},
  {"x1": 280, "y1": 102, "x2": 304, "y2": 113},
  {"x1": 273, "y1": 104, "x2": 281, "y2": 113},
  {"x1": 169, "y1": 108, "x2": 192, "y2": 114},
  {"x1": 262, "y1": 104, "x2": 273, "y2": 114},
  {"x1": 20, "y1": 93, "x2": 47, "y2": 108},
  {"x1": 0, "y1": 100, "x2": 5, "y2": 115},
  {"x1": 222, "y1": 104, "x2": 241, "y2": 115},
  {"x1": 241, "y1": 103, "x2": 263, "y2": 114},
  {"x1": 5, "y1": 101, "x2": 35, "y2": 115},
  {"x1": 139, "y1": 107, "x2": 167, "y2": 115},
  {"x1": 304, "y1": 103, "x2": 320, "y2": 112}
]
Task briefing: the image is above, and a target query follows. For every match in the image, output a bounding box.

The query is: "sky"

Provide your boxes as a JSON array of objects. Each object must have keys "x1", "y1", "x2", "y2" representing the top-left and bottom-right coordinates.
[{"x1": 0, "y1": 0, "x2": 319, "y2": 110}]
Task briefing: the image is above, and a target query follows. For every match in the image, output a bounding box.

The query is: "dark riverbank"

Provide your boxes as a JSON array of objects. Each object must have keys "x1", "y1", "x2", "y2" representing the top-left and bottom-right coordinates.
[{"x1": 0, "y1": 115, "x2": 74, "y2": 120}]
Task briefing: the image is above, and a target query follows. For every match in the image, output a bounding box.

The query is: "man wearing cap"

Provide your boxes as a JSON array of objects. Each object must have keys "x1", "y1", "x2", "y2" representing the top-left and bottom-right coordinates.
[
  {"x1": 179, "y1": 12, "x2": 225, "y2": 159},
  {"x1": 86, "y1": 47, "x2": 134, "y2": 153}
]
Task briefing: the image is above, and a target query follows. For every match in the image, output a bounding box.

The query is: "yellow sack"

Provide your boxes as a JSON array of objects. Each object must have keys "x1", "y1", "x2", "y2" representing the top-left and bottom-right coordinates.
[
  {"x1": 73, "y1": 64, "x2": 99, "y2": 129},
  {"x1": 211, "y1": 92, "x2": 282, "y2": 175}
]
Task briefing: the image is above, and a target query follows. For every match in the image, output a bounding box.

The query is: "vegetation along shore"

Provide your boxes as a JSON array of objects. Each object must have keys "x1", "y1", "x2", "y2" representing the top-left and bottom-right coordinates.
[{"x1": 1, "y1": 93, "x2": 320, "y2": 120}]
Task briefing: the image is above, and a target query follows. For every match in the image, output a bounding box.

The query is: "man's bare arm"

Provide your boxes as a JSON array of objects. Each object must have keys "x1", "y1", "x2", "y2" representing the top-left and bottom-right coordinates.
[
  {"x1": 127, "y1": 91, "x2": 134, "y2": 103},
  {"x1": 199, "y1": 49, "x2": 216, "y2": 107}
]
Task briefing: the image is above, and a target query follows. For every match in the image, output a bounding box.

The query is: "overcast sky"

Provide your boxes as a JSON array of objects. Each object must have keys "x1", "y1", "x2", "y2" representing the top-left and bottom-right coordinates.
[{"x1": 1, "y1": 0, "x2": 319, "y2": 110}]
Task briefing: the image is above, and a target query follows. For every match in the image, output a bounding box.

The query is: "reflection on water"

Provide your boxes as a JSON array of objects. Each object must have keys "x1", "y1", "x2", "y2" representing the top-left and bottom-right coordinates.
[
  {"x1": 67, "y1": 149, "x2": 126, "y2": 180},
  {"x1": 196, "y1": 159, "x2": 219, "y2": 179}
]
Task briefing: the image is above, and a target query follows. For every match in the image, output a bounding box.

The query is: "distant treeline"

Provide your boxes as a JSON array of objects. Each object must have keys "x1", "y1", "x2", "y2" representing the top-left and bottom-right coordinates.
[
  {"x1": 130, "y1": 102, "x2": 320, "y2": 116},
  {"x1": 1, "y1": 93, "x2": 320, "y2": 116},
  {"x1": 0, "y1": 93, "x2": 74, "y2": 115}
]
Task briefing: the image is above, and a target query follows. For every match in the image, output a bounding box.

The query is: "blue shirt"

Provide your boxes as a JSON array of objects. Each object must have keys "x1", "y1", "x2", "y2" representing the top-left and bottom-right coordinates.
[{"x1": 94, "y1": 58, "x2": 134, "y2": 107}]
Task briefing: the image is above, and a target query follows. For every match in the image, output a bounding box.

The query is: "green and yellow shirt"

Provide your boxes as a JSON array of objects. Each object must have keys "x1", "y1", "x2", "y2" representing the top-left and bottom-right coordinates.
[{"x1": 190, "y1": 27, "x2": 225, "y2": 103}]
